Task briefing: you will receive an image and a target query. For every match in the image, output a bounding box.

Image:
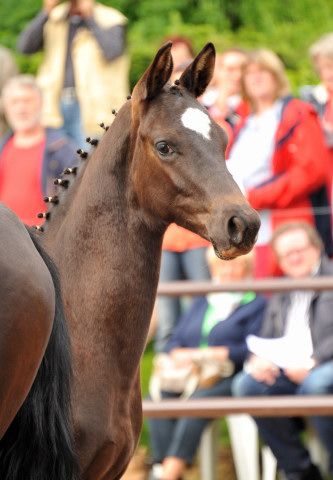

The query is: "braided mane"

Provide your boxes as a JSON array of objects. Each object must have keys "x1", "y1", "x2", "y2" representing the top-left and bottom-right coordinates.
[{"x1": 35, "y1": 129, "x2": 107, "y2": 231}]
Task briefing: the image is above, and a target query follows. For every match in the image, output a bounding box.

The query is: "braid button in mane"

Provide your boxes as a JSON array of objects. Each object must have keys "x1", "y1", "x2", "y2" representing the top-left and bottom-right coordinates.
[
  {"x1": 86, "y1": 137, "x2": 99, "y2": 146},
  {"x1": 98, "y1": 122, "x2": 109, "y2": 131},
  {"x1": 77, "y1": 149, "x2": 88, "y2": 159},
  {"x1": 37, "y1": 212, "x2": 50, "y2": 220},
  {"x1": 44, "y1": 196, "x2": 59, "y2": 204},
  {"x1": 63, "y1": 167, "x2": 78, "y2": 175},
  {"x1": 54, "y1": 179, "x2": 69, "y2": 188}
]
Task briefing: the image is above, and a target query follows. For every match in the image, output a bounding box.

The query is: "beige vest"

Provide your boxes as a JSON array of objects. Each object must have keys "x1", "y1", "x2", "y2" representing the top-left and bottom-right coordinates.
[{"x1": 37, "y1": 2, "x2": 130, "y2": 134}]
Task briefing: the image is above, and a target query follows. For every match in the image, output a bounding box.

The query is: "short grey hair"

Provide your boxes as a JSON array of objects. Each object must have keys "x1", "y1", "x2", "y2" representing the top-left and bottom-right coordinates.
[
  {"x1": 309, "y1": 32, "x2": 333, "y2": 64},
  {"x1": 2, "y1": 75, "x2": 42, "y2": 103}
]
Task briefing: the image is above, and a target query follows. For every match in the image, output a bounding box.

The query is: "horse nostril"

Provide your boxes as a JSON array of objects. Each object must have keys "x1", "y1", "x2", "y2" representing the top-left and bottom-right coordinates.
[{"x1": 227, "y1": 216, "x2": 245, "y2": 245}]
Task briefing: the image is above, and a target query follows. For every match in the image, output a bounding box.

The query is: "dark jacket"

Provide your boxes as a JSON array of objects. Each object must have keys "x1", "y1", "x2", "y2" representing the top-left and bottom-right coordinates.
[
  {"x1": 166, "y1": 294, "x2": 267, "y2": 371},
  {"x1": 260, "y1": 256, "x2": 333, "y2": 365}
]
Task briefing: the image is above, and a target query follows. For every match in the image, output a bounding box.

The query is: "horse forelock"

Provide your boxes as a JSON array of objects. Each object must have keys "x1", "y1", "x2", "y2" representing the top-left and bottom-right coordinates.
[{"x1": 168, "y1": 84, "x2": 185, "y2": 97}]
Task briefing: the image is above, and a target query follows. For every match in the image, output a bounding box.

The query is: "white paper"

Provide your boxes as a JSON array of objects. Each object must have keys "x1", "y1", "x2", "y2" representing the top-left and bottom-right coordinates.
[{"x1": 246, "y1": 334, "x2": 312, "y2": 368}]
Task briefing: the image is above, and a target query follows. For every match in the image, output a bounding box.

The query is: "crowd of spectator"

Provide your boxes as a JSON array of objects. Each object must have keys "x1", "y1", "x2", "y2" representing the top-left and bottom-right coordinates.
[
  {"x1": 148, "y1": 248, "x2": 266, "y2": 480},
  {"x1": 1, "y1": 7, "x2": 333, "y2": 479},
  {"x1": 149, "y1": 32, "x2": 333, "y2": 480}
]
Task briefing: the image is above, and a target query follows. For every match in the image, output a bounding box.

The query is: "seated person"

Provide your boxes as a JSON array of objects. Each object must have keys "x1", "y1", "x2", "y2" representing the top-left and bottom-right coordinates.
[
  {"x1": 232, "y1": 221, "x2": 333, "y2": 480},
  {"x1": 148, "y1": 247, "x2": 267, "y2": 480}
]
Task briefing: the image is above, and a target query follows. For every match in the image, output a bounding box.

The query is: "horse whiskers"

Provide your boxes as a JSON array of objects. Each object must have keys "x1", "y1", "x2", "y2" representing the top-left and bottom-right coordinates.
[
  {"x1": 77, "y1": 148, "x2": 88, "y2": 159},
  {"x1": 54, "y1": 179, "x2": 70, "y2": 188},
  {"x1": 37, "y1": 212, "x2": 50, "y2": 220},
  {"x1": 86, "y1": 137, "x2": 99, "y2": 146},
  {"x1": 44, "y1": 196, "x2": 59, "y2": 204},
  {"x1": 63, "y1": 167, "x2": 78, "y2": 175}
]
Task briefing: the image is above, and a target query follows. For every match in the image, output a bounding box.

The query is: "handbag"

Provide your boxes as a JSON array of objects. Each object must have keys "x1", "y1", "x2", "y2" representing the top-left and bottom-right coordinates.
[{"x1": 149, "y1": 352, "x2": 234, "y2": 401}]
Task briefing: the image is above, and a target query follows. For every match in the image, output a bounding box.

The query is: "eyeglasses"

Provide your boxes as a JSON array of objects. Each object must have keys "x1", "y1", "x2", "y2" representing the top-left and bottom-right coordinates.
[{"x1": 277, "y1": 244, "x2": 313, "y2": 262}]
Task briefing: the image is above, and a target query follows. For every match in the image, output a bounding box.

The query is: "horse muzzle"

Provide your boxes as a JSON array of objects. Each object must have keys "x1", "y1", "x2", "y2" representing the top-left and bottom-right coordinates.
[{"x1": 208, "y1": 205, "x2": 261, "y2": 260}]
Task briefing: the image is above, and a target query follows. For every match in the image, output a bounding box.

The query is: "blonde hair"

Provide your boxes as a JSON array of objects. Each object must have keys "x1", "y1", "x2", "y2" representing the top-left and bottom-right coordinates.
[
  {"x1": 309, "y1": 32, "x2": 333, "y2": 64},
  {"x1": 241, "y1": 48, "x2": 291, "y2": 108},
  {"x1": 206, "y1": 246, "x2": 255, "y2": 277}
]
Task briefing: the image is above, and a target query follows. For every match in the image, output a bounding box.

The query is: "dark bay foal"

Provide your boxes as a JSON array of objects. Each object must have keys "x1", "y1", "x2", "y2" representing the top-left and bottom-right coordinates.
[{"x1": 36, "y1": 42, "x2": 261, "y2": 479}]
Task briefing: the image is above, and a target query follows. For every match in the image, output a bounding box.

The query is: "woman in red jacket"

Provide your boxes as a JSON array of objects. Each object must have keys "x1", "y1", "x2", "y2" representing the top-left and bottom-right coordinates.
[{"x1": 228, "y1": 48, "x2": 332, "y2": 277}]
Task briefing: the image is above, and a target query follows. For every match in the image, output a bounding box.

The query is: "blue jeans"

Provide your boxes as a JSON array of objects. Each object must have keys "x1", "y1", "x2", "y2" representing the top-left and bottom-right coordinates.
[
  {"x1": 232, "y1": 363, "x2": 333, "y2": 477},
  {"x1": 154, "y1": 248, "x2": 211, "y2": 353},
  {"x1": 60, "y1": 97, "x2": 86, "y2": 149},
  {"x1": 148, "y1": 375, "x2": 234, "y2": 465}
]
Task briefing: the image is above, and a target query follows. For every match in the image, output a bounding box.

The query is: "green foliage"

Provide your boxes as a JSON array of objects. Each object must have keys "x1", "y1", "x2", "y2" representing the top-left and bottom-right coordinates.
[
  {"x1": 2, "y1": 0, "x2": 333, "y2": 91},
  {"x1": 139, "y1": 341, "x2": 154, "y2": 447}
]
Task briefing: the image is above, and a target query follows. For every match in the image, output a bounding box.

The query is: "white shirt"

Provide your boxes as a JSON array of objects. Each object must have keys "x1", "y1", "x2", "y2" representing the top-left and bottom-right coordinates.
[
  {"x1": 227, "y1": 100, "x2": 283, "y2": 244},
  {"x1": 284, "y1": 290, "x2": 313, "y2": 360}
]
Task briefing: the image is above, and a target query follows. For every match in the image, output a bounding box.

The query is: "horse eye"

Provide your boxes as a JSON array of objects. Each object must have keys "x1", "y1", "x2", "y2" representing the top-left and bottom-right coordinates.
[{"x1": 156, "y1": 141, "x2": 174, "y2": 156}]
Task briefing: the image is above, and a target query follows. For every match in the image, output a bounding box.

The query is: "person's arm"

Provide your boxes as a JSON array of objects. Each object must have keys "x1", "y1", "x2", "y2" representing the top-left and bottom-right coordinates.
[
  {"x1": 17, "y1": 10, "x2": 48, "y2": 54},
  {"x1": 227, "y1": 298, "x2": 267, "y2": 365},
  {"x1": 84, "y1": 19, "x2": 126, "y2": 62},
  {"x1": 165, "y1": 297, "x2": 206, "y2": 353},
  {"x1": 247, "y1": 354, "x2": 280, "y2": 385},
  {"x1": 247, "y1": 104, "x2": 330, "y2": 210},
  {"x1": 74, "y1": 0, "x2": 126, "y2": 62}
]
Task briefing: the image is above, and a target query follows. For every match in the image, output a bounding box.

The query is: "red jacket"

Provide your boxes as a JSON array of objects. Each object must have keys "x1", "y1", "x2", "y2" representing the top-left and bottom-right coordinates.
[{"x1": 242, "y1": 97, "x2": 332, "y2": 255}]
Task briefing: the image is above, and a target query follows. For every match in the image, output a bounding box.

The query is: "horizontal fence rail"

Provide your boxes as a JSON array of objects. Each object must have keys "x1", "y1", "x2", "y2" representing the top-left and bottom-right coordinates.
[
  {"x1": 147, "y1": 277, "x2": 333, "y2": 419},
  {"x1": 142, "y1": 396, "x2": 333, "y2": 418},
  {"x1": 157, "y1": 276, "x2": 333, "y2": 296}
]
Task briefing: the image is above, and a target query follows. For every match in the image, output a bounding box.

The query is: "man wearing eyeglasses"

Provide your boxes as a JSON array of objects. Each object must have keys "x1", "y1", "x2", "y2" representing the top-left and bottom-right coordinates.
[{"x1": 232, "y1": 221, "x2": 333, "y2": 480}]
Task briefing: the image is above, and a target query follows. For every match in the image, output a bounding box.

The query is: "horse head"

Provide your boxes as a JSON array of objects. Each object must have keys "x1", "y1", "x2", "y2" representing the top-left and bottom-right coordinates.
[{"x1": 130, "y1": 42, "x2": 260, "y2": 259}]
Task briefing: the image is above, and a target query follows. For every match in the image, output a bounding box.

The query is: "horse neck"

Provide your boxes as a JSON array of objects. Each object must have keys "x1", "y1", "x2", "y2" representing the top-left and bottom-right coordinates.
[{"x1": 42, "y1": 103, "x2": 164, "y2": 348}]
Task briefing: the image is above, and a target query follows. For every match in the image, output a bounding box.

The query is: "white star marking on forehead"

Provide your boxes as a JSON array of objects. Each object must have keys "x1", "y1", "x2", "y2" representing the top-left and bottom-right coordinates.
[{"x1": 181, "y1": 107, "x2": 211, "y2": 140}]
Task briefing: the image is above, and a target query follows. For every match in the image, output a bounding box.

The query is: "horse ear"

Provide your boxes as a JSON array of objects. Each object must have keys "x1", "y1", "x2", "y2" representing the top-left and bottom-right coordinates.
[
  {"x1": 178, "y1": 43, "x2": 216, "y2": 98},
  {"x1": 133, "y1": 42, "x2": 173, "y2": 102}
]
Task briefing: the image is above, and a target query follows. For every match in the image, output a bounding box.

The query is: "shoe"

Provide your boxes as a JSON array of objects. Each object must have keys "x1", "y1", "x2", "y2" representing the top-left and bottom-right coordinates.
[{"x1": 285, "y1": 463, "x2": 323, "y2": 480}]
